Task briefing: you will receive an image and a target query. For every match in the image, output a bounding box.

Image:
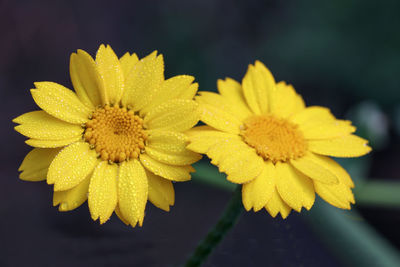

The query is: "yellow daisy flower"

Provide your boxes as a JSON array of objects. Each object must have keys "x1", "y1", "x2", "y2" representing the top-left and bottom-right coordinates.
[
  {"x1": 14, "y1": 44, "x2": 201, "y2": 227},
  {"x1": 186, "y1": 61, "x2": 371, "y2": 219}
]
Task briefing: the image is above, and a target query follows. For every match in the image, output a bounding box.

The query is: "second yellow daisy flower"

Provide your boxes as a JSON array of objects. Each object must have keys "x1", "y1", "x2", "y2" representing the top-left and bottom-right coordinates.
[
  {"x1": 14, "y1": 44, "x2": 201, "y2": 227},
  {"x1": 187, "y1": 61, "x2": 371, "y2": 218}
]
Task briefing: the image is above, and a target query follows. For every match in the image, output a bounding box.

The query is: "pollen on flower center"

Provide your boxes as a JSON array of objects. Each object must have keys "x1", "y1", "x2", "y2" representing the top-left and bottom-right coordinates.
[
  {"x1": 241, "y1": 115, "x2": 307, "y2": 163},
  {"x1": 84, "y1": 105, "x2": 147, "y2": 163}
]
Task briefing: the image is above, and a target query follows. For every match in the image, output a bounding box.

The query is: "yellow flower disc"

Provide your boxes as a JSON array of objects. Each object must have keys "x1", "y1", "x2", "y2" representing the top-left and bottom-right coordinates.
[
  {"x1": 84, "y1": 105, "x2": 147, "y2": 162},
  {"x1": 241, "y1": 115, "x2": 307, "y2": 163}
]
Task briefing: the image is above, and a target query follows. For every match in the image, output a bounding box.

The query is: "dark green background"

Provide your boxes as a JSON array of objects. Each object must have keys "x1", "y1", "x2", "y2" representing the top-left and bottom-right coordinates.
[{"x1": 1, "y1": 0, "x2": 399, "y2": 266}]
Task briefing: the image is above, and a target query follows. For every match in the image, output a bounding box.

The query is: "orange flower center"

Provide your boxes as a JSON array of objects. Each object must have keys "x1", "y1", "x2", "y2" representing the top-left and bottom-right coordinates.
[
  {"x1": 84, "y1": 105, "x2": 147, "y2": 163},
  {"x1": 241, "y1": 115, "x2": 307, "y2": 163}
]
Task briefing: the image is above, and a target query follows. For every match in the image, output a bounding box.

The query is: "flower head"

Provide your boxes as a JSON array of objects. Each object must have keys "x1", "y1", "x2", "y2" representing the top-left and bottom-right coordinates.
[
  {"x1": 14, "y1": 44, "x2": 201, "y2": 227},
  {"x1": 187, "y1": 61, "x2": 371, "y2": 218}
]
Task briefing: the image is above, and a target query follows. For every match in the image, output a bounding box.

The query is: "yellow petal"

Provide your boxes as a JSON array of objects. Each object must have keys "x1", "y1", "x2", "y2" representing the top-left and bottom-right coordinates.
[
  {"x1": 140, "y1": 75, "x2": 197, "y2": 116},
  {"x1": 290, "y1": 152, "x2": 338, "y2": 184},
  {"x1": 197, "y1": 102, "x2": 242, "y2": 134},
  {"x1": 53, "y1": 176, "x2": 90, "y2": 211},
  {"x1": 271, "y1": 82, "x2": 305, "y2": 118},
  {"x1": 242, "y1": 61, "x2": 275, "y2": 114},
  {"x1": 144, "y1": 99, "x2": 199, "y2": 132},
  {"x1": 47, "y1": 142, "x2": 98, "y2": 191},
  {"x1": 146, "y1": 170, "x2": 175, "y2": 211},
  {"x1": 118, "y1": 160, "x2": 148, "y2": 227},
  {"x1": 217, "y1": 78, "x2": 252, "y2": 118},
  {"x1": 318, "y1": 156, "x2": 355, "y2": 188},
  {"x1": 122, "y1": 51, "x2": 164, "y2": 111},
  {"x1": 264, "y1": 189, "x2": 292, "y2": 219},
  {"x1": 275, "y1": 162, "x2": 315, "y2": 212},
  {"x1": 70, "y1": 49, "x2": 104, "y2": 107},
  {"x1": 186, "y1": 126, "x2": 241, "y2": 154},
  {"x1": 300, "y1": 120, "x2": 356, "y2": 140},
  {"x1": 115, "y1": 205, "x2": 130, "y2": 225},
  {"x1": 120, "y1": 52, "x2": 139, "y2": 78},
  {"x1": 308, "y1": 135, "x2": 372, "y2": 157},
  {"x1": 88, "y1": 161, "x2": 118, "y2": 224},
  {"x1": 14, "y1": 111, "x2": 83, "y2": 140},
  {"x1": 19, "y1": 148, "x2": 61, "y2": 181},
  {"x1": 196, "y1": 91, "x2": 249, "y2": 121},
  {"x1": 96, "y1": 44, "x2": 124, "y2": 104},
  {"x1": 314, "y1": 178, "x2": 355, "y2": 210},
  {"x1": 207, "y1": 139, "x2": 264, "y2": 184},
  {"x1": 26, "y1": 136, "x2": 82, "y2": 148},
  {"x1": 145, "y1": 147, "x2": 201, "y2": 166},
  {"x1": 139, "y1": 153, "x2": 193, "y2": 181},
  {"x1": 31, "y1": 82, "x2": 91, "y2": 124},
  {"x1": 242, "y1": 161, "x2": 276, "y2": 211},
  {"x1": 289, "y1": 106, "x2": 335, "y2": 125},
  {"x1": 146, "y1": 130, "x2": 201, "y2": 166}
]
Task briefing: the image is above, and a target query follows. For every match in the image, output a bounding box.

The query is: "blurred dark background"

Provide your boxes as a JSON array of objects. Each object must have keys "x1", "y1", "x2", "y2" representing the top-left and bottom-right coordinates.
[{"x1": 1, "y1": 0, "x2": 400, "y2": 266}]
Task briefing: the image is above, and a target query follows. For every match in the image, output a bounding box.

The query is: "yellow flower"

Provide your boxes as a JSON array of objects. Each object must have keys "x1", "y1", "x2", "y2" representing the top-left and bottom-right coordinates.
[
  {"x1": 14, "y1": 44, "x2": 201, "y2": 227},
  {"x1": 186, "y1": 61, "x2": 371, "y2": 219}
]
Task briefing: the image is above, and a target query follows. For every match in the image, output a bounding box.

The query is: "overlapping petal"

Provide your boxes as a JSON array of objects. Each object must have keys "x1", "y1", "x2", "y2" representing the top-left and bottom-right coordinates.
[
  {"x1": 242, "y1": 61, "x2": 275, "y2": 114},
  {"x1": 96, "y1": 44, "x2": 124, "y2": 104},
  {"x1": 18, "y1": 148, "x2": 61, "y2": 181},
  {"x1": 140, "y1": 75, "x2": 197, "y2": 115},
  {"x1": 242, "y1": 161, "x2": 276, "y2": 211},
  {"x1": 264, "y1": 190, "x2": 292, "y2": 219},
  {"x1": 140, "y1": 153, "x2": 193, "y2": 182},
  {"x1": 122, "y1": 51, "x2": 164, "y2": 111},
  {"x1": 275, "y1": 162, "x2": 315, "y2": 212},
  {"x1": 147, "y1": 170, "x2": 175, "y2": 211},
  {"x1": 70, "y1": 49, "x2": 104, "y2": 107},
  {"x1": 31, "y1": 82, "x2": 92, "y2": 124},
  {"x1": 270, "y1": 82, "x2": 305, "y2": 118},
  {"x1": 308, "y1": 135, "x2": 371, "y2": 157},
  {"x1": 53, "y1": 176, "x2": 90, "y2": 211},
  {"x1": 14, "y1": 111, "x2": 83, "y2": 140},
  {"x1": 144, "y1": 99, "x2": 199, "y2": 132},
  {"x1": 118, "y1": 160, "x2": 148, "y2": 227},
  {"x1": 47, "y1": 142, "x2": 98, "y2": 191},
  {"x1": 88, "y1": 161, "x2": 118, "y2": 224}
]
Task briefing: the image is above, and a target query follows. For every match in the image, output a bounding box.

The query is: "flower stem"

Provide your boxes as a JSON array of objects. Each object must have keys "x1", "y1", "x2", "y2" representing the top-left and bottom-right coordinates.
[{"x1": 185, "y1": 185, "x2": 243, "y2": 267}]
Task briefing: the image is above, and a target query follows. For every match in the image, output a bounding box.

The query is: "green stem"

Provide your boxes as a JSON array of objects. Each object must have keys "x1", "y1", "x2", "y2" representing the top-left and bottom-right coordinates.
[{"x1": 185, "y1": 185, "x2": 243, "y2": 267}]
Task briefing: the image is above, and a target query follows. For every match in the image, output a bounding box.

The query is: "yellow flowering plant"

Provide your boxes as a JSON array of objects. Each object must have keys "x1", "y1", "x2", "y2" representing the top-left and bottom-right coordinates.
[
  {"x1": 187, "y1": 60, "x2": 371, "y2": 219},
  {"x1": 13, "y1": 44, "x2": 201, "y2": 227}
]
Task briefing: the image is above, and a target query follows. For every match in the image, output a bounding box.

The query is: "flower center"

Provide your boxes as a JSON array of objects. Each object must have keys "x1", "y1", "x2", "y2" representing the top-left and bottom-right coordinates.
[
  {"x1": 84, "y1": 105, "x2": 147, "y2": 163},
  {"x1": 241, "y1": 115, "x2": 307, "y2": 163}
]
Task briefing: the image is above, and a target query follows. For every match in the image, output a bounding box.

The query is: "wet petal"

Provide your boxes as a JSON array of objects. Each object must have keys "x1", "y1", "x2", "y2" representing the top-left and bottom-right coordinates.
[
  {"x1": 140, "y1": 153, "x2": 193, "y2": 182},
  {"x1": 120, "y1": 52, "x2": 139, "y2": 78},
  {"x1": 308, "y1": 135, "x2": 372, "y2": 157},
  {"x1": 53, "y1": 176, "x2": 90, "y2": 211},
  {"x1": 122, "y1": 51, "x2": 164, "y2": 111},
  {"x1": 31, "y1": 82, "x2": 92, "y2": 124},
  {"x1": 118, "y1": 160, "x2": 148, "y2": 227},
  {"x1": 242, "y1": 161, "x2": 276, "y2": 211},
  {"x1": 14, "y1": 111, "x2": 83, "y2": 140},
  {"x1": 264, "y1": 189, "x2": 292, "y2": 219},
  {"x1": 271, "y1": 82, "x2": 305, "y2": 118},
  {"x1": 291, "y1": 152, "x2": 339, "y2": 184},
  {"x1": 70, "y1": 49, "x2": 104, "y2": 107},
  {"x1": 96, "y1": 44, "x2": 124, "y2": 104},
  {"x1": 242, "y1": 61, "x2": 275, "y2": 114},
  {"x1": 217, "y1": 78, "x2": 252, "y2": 117},
  {"x1": 47, "y1": 142, "x2": 98, "y2": 191},
  {"x1": 88, "y1": 161, "x2": 118, "y2": 224},
  {"x1": 144, "y1": 99, "x2": 199, "y2": 132},
  {"x1": 275, "y1": 162, "x2": 315, "y2": 212},
  {"x1": 26, "y1": 136, "x2": 82, "y2": 148},
  {"x1": 18, "y1": 148, "x2": 61, "y2": 181},
  {"x1": 146, "y1": 170, "x2": 175, "y2": 211},
  {"x1": 140, "y1": 75, "x2": 197, "y2": 115}
]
